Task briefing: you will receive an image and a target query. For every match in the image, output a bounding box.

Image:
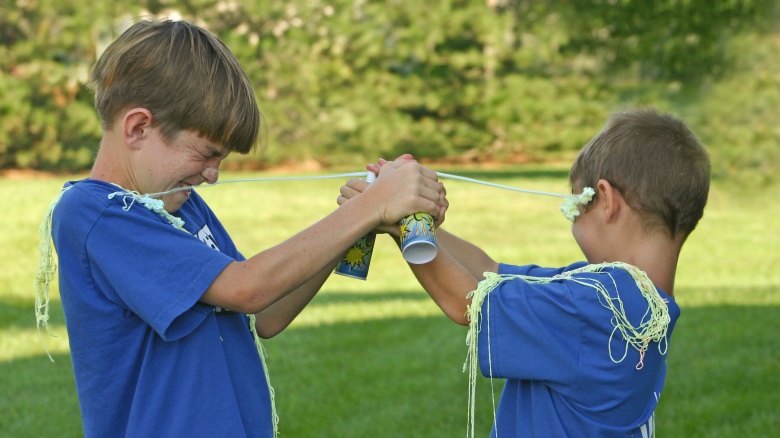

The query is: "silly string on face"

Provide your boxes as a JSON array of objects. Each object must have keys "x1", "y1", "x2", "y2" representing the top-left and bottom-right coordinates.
[{"x1": 560, "y1": 187, "x2": 596, "y2": 222}]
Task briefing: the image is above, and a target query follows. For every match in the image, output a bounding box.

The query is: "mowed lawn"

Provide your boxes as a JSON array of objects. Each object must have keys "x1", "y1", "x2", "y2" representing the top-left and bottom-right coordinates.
[{"x1": 1, "y1": 167, "x2": 778, "y2": 437}]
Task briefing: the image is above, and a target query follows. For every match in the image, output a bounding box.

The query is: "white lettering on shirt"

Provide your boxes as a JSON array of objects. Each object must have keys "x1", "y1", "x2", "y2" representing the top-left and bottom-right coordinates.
[{"x1": 196, "y1": 224, "x2": 220, "y2": 251}]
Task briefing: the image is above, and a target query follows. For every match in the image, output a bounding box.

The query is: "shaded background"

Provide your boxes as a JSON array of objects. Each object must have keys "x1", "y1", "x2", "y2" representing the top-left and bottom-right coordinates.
[{"x1": 1, "y1": 0, "x2": 778, "y2": 184}]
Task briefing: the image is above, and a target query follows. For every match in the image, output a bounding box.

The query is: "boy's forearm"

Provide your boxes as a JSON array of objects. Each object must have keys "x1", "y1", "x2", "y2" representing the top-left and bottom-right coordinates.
[
  {"x1": 203, "y1": 162, "x2": 442, "y2": 315},
  {"x1": 253, "y1": 256, "x2": 340, "y2": 338},
  {"x1": 434, "y1": 228, "x2": 499, "y2": 279},
  {"x1": 204, "y1": 191, "x2": 398, "y2": 314},
  {"x1": 391, "y1": 236, "x2": 476, "y2": 326},
  {"x1": 410, "y1": 249, "x2": 478, "y2": 326}
]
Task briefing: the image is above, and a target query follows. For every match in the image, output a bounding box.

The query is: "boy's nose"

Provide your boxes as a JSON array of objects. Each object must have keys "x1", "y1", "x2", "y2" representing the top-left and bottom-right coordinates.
[{"x1": 202, "y1": 167, "x2": 219, "y2": 184}]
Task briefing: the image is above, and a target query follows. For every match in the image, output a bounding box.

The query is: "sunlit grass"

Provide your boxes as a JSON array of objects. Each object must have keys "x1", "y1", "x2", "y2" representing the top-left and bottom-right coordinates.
[{"x1": 1, "y1": 168, "x2": 778, "y2": 437}]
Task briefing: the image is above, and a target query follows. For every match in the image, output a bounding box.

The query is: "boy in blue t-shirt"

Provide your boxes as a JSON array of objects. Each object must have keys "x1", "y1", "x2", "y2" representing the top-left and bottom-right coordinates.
[
  {"x1": 340, "y1": 108, "x2": 711, "y2": 437},
  {"x1": 43, "y1": 18, "x2": 445, "y2": 438}
]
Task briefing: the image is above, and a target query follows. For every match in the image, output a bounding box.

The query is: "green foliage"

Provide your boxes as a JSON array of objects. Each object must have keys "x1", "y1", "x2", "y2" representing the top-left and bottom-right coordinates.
[
  {"x1": 562, "y1": 0, "x2": 775, "y2": 83},
  {"x1": 688, "y1": 33, "x2": 780, "y2": 185},
  {"x1": 0, "y1": 0, "x2": 104, "y2": 169},
  {"x1": 1, "y1": 0, "x2": 778, "y2": 181}
]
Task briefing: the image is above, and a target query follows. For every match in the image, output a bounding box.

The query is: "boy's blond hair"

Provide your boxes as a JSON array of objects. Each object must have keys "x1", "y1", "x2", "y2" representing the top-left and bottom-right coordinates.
[
  {"x1": 570, "y1": 107, "x2": 711, "y2": 238},
  {"x1": 89, "y1": 18, "x2": 261, "y2": 154}
]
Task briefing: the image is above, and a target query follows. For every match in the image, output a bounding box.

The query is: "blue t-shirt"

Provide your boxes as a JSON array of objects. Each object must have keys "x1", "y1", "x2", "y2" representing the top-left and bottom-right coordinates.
[
  {"x1": 478, "y1": 262, "x2": 680, "y2": 437},
  {"x1": 52, "y1": 179, "x2": 273, "y2": 437}
]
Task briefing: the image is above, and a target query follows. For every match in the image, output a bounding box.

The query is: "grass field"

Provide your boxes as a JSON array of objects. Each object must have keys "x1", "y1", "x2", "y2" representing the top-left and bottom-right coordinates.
[{"x1": 1, "y1": 167, "x2": 778, "y2": 437}]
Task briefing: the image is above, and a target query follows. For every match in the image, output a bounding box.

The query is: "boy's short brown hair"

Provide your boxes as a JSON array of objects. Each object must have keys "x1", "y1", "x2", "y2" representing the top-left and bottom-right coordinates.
[
  {"x1": 570, "y1": 107, "x2": 711, "y2": 238},
  {"x1": 89, "y1": 18, "x2": 261, "y2": 154}
]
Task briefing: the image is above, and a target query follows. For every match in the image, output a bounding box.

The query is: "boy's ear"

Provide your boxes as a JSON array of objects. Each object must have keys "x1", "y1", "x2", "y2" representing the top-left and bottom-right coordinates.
[
  {"x1": 596, "y1": 179, "x2": 623, "y2": 223},
  {"x1": 122, "y1": 108, "x2": 154, "y2": 149}
]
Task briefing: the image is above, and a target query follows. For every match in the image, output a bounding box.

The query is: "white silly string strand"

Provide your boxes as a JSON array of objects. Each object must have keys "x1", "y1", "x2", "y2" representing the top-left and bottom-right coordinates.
[
  {"x1": 435, "y1": 172, "x2": 568, "y2": 198},
  {"x1": 144, "y1": 172, "x2": 367, "y2": 197},
  {"x1": 148, "y1": 171, "x2": 566, "y2": 198},
  {"x1": 143, "y1": 171, "x2": 594, "y2": 222}
]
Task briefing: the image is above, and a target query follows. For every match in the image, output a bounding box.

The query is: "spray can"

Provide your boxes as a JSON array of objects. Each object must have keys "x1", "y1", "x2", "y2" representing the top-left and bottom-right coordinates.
[
  {"x1": 334, "y1": 171, "x2": 377, "y2": 280},
  {"x1": 399, "y1": 212, "x2": 438, "y2": 264}
]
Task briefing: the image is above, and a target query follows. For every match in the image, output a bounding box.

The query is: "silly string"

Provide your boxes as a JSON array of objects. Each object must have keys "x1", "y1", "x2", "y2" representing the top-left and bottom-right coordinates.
[
  {"x1": 108, "y1": 187, "x2": 187, "y2": 231},
  {"x1": 463, "y1": 262, "x2": 671, "y2": 438},
  {"x1": 34, "y1": 185, "x2": 71, "y2": 362},
  {"x1": 144, "y1": 171, "x2": 595, "y2": 222}
]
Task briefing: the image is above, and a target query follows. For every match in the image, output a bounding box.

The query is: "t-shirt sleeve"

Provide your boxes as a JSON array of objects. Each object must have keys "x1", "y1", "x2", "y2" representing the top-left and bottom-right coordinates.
[
  {"x1": 85, "y1": 204, "x2": 235, "y2": 341},
  {"x1": 478, "y1": 263, "x2": 587, "y2": 386}
]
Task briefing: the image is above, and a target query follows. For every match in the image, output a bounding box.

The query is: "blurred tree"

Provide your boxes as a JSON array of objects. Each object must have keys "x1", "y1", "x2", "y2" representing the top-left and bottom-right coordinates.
[
  {"x1": 561, "y1": 0, "x2": 776, "y2": 84},
  {"x1": 0, "y1": 0, "x2": 777, "y2": 180}
]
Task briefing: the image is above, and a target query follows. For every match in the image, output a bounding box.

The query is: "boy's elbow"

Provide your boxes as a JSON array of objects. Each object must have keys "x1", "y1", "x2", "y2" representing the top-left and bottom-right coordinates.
[
  {"x1": 448, "y1": 315, "x2": 469, "y2": 326},
  {"x1": 254, "y1": 324, "x2": 282, "y2": 339},
  {"x1": 253, "y1": 314, "x2": 292, "y2": 339},
  {"x1": 218, "y1": 285, "x2": 269, "y2": 315},
  {"x1": 439, "y1": 300, "x2": 470, "y2": 326},
  {"x1": 211, "y1": 262, "x2": 275, "y2": 314}
]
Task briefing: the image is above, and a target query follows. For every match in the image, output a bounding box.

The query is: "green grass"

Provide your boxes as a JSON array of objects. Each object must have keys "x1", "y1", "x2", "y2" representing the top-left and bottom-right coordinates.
[{"x1": 1, "y1": 167, "x2": 778, "y2": 437}]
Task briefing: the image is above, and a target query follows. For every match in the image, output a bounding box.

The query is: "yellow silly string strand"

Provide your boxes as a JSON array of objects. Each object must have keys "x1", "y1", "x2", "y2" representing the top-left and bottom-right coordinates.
[
  {"x1": 249, "y1": 314, "x2": 280, "y2": 438},
  {"x1": 464, "y1": 272, "x2": 500, "y2": 438},
  {"x1": 34, "y1": 185, "x2": 71, "y2": 362},
  {"x1": 464, "y1": 262, "x2": 669, "y2": 438}
]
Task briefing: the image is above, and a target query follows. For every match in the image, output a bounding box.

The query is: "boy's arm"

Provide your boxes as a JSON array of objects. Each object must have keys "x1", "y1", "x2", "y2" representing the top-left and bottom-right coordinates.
[
  {"x1": 339, "y1": 168, "x2": 498, "y2": 326},
  {"x1": 252, "y1": 256, "x2": 339, "y2": 338},
  {"x1": 399, "y1": 239, "x2": 479, "y2": 326},
  {"x1": 434, "y1": 228, "x2": 499, "y2": 279},
  {"x1": 388, "y1": 228, "x2": 498, "y2": 326},
  {"x1": 251, "y1": 226, "x2": 500, "y2": 335},
  {"x1": 200, "y1": 161, "x2": 443, "y2": 318}
]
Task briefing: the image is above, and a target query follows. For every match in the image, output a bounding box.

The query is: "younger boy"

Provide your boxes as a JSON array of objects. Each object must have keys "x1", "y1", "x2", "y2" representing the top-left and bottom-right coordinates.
[
  {"x1": 341, "y1": 107, "x2": 710, "y2": 437},
  {"x1": 42, "y1": 18, "x2": 444, "y2": 437}
]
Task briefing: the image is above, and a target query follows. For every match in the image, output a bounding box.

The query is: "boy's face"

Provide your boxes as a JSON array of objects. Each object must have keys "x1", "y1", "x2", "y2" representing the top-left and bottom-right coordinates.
[{"x1": 138, "y1": 128, "x2": 229, "y2": 213}]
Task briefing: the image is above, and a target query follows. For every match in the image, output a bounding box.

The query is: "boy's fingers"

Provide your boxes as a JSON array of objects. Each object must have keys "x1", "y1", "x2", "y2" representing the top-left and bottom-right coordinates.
[
  {"x1": 337, "y1": 184, "x2": 367, "y2": 205},
  {"x1": 420, "y1": 164, "x2": 438, "y2": 180},
  {"x1": 339, "y1": 178, "x2": 369, "y2": 201},
  {"x1": 392, "y1": 154, "x2": 415, "y2": 163}
]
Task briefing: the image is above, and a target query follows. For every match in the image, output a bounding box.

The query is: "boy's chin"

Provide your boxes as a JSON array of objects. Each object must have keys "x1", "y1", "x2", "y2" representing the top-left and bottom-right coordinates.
[{"x1": 162, "y1": 190, "x2": 190, "y2": 213}]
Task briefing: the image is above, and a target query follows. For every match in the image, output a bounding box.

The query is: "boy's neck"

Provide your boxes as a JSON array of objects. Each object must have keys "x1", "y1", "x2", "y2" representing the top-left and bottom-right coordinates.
[
  {"x1": 612, "y1": 230, "x2": 684, "y2": 298},
  {"x1": 90, "y1": 135, "x2": 133, "y2": 189}
]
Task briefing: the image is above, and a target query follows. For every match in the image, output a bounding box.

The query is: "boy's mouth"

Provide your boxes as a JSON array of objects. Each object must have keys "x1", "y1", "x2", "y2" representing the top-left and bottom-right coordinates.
[{"x1": 174, "y1": 181, "x2": 197, "y2": 197}]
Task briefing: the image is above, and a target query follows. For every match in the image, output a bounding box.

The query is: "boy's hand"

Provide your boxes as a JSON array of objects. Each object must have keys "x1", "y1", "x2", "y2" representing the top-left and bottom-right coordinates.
[
  {"x1": 433, "y1": 183, "x2": 448, "y2": 229},
  {"x1": 339, "y1": 176, "x2": 399, "y2": 236},
  {"x1": 373, "y1": 155, "x2": 448, "y2": 230},
  {"x1": 338, "y1": 155, "x2": 448, "y2": 233}
]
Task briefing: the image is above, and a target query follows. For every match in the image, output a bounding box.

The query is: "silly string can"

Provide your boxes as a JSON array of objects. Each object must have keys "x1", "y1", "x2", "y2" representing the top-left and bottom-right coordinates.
[
  {"x1": 334, "y1": 171, "x2": 377, "y2": 280},
  {"x1": 333, "y1": 232, "x2": 377, "y2": 280},
  {"x1": 400, "y1": 212, "x2": 438, "y2": 264}
]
